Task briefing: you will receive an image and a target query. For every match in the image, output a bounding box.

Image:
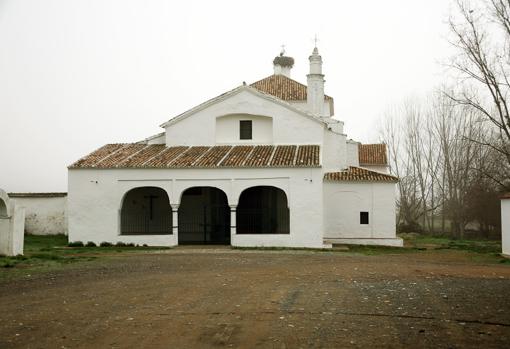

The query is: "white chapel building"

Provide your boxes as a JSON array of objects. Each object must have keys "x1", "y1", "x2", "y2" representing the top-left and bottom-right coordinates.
[{"x1": 68, "y1": 47, "x2": 402, "y2": 248}]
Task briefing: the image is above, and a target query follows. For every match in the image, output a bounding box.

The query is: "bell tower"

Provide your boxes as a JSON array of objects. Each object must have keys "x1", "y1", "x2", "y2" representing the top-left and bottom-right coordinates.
[{"x1": 306, "y1": 45, "x2": 325, "y2": 116}]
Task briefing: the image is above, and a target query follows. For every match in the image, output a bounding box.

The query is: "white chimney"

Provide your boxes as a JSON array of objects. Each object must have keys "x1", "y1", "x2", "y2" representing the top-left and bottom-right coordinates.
[
  {"x1": 307, "y1": 46, "x2": 325, "y2": 116},
  {"x1": 274, "y1": 64, "x2": 292, "y2": 77},
  {"x1": 273, "y1": 52, "x2": 294, "y2": 78}
]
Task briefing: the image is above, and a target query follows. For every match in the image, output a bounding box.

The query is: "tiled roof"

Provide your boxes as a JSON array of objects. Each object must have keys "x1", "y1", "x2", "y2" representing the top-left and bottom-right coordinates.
[
  {"x1": 324, "y1": 167, "x2": 398, "y2": 182},
  {"x1": 8, "y1": 193, "x2": 67, "y2": 198},
  {"x1": 501, "y1": 192, "x2": 510, "y2": 199},
  {"x1": 359, "y1": 144, "x2": 388, "y2": 165},
  {"x1": 250, "y1": 74, "x2": 332, "y2": 101},
  {"x1": 69, "y1": 144, "x2": 320, "y2": 169}
]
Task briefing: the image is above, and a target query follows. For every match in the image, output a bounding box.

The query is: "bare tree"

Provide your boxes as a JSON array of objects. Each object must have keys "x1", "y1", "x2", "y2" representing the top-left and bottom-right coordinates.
[
  {"x1": 380, "y1": 90, "x2": 503, "y2": 237},
  {"x1": 448, "y1": 0, "x2": 510, "y2": 171}
]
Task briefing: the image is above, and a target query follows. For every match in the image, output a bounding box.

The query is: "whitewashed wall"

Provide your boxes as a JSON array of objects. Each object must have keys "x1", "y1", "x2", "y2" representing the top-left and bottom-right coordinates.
[
  {"x1": 0, "y1": 190, "x2": 24, "y2": 256},
  {"x1": 146, "y1": 133, "x2": 165, "y2": 144},
  {"x1": 288, "y1": 100, "x2": 333, "y2": 118},
  {"x1": 165, "y1": 89, "x2": 325, "y2": 146},
  {"x1": 360, "y1": 165, "x2": 389, "y2": 174},
  {"x1": 68, "y1": 167, "x2": 325, "y2": 248},
  {"x1": 345, "y1": 141, "x2": 360, "y2": 167},
  {"x1": 10, "y1": 194, "x2": 67, "y2": 235},
  {"x1": 323, "y1": 128, "x2": 347, "y2": 172},
  {"x1": 323, "y1": 181, "x2": 402, "y2": 246},
  {"x1": 216, "y1": 114, "x2": 273, "y2": 144},
  {"x1": 502, "y1": 198, "x2": 510, "y2": 257}
]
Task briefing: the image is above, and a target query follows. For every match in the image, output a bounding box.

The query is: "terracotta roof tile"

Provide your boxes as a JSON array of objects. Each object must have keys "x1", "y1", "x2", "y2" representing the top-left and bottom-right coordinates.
[
  {"x1": 119, "y1": 144, "x2": 166, "y2": 167},
  {"x1": 296, "y1": 145, "x2": 320, "y2": 166},
  {"x1": 8, "y1": 192, "x2": 67, "y2": 198},
  {"x1": 143, "y1": 146, "x2": 189, "y2": 167},
  {"x1": 194, "y1": 146, "x2": 233, "y2": 167},
  {"x1": 218, "y1": 146, "x2": 253, "y2": 167},
  {"x1": 244, "y1": 146, "x2": 274, "y2": 167},
  {"x1": 324, "y1": 166, "x2": 398, "y2": 182},
  {"x1": 501, "y1": 192, "x2": 510, "y2": 199},
  {"x1": 359, "y1": 144, "x2": 388, "y2": 165},
  {"x1": 96, "y1": 144, "x2": 146, "y2": 168},
  {"x1": 270, "y1": 145, "x2": 297, "y2": 167},
  {"x1": 250, "y1": 74, "x2": 332, "y2": 101},
  {"x1": 69, "y1": 144, "x2": 321, "y2": 169},
  {"x1": 170, "y1": 146, "x2": 211, "y2": 167},
  {"x1": 69, "y1": 144, "x2": 125, "y2": 168}
]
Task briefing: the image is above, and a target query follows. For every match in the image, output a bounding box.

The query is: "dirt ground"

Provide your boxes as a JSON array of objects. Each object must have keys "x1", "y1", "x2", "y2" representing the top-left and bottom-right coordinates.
[{"x1": 1, "y1": 247, "x2": 510, "y2": 348}]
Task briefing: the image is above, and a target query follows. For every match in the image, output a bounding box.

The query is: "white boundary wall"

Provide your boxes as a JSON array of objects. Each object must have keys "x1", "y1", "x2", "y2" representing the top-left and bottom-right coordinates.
[
  {"x1": 502, "y1": 197, "x2": 510, "y2": 257},
  {"x1": 9, "y1": 194, "x2": 67, "y2": 235}
]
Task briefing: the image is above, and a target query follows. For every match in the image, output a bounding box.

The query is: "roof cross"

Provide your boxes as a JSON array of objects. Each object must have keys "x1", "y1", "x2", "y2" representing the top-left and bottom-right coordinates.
[{"x1": 314, "y1": 34, "x2": 319, "y2": 48}]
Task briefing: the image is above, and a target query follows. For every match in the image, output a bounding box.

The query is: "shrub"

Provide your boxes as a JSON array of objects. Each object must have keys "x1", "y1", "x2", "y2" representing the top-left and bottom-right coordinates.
[
  {"x1": 115, "y1": 242, "x2": 126, "y2": 247},
  {"x1": 68, "y1": 241, "x2": 84, "y2": 247},
  {"x1": 126, "y1": 243, "x2": 135, "y2": 247},
  {"x1": 85, "y1": 241, "x2": 97, "y2": 247},
  {"x1": 99, "y1": 242, "x2": 113, "y2": 247},
  {"x1": 397, "y1": 222, "x2": 422, "y2": 233},
  {"x1": 1, "y1": 260, "x2": 15, "y2": 268}
]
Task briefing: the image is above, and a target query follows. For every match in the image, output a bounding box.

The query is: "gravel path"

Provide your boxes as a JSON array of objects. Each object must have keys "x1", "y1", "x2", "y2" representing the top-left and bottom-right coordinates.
[{"x1": 0, "y1": 248, "x2": 509, "y2": 348}]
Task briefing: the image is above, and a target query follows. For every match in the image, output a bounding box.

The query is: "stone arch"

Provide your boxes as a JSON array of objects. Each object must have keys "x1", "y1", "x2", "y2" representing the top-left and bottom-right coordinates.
[
  {"x1": 0, "y1": 189, "x2": 11, "y2": 218},
  {"x1": 120, "y1": 186, "x2": 172, "y2": 235},
  {"x1": 237, "y1": 186, "x2": 290, "y2": 234},
  {"x1": 178, "y1": 186, "x2": 230, "y2": 244}
]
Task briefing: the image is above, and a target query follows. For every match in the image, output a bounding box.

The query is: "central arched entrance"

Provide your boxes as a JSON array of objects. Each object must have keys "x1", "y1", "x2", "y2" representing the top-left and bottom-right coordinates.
[{"x1": 178, "y1": 187, "x2": 230, "y2": 244}]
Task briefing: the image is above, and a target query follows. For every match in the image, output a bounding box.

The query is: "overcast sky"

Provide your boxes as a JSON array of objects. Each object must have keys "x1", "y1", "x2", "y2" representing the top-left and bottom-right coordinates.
[{"x1": 0, "y1": 0, "x2": 455, "y2": 192}]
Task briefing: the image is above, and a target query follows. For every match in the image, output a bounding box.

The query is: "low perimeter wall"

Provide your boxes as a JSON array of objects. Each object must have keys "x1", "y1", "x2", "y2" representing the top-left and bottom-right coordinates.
[{"x1": 9, "y1": 193, "x2": 67, "y2": 235}]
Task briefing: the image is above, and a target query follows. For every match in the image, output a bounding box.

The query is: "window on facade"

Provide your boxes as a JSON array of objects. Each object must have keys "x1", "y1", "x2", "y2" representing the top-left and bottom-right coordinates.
[
  {"x1": 240, "y1": 120, "x2": 252, "y2": 140},
  {"x1": 360, "y1": 212, "x2": 369, "y2": 225}
]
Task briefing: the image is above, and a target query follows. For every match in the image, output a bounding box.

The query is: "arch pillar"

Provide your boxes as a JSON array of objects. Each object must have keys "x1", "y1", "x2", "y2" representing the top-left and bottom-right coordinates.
[
  {"x1": 171, "y1": 204, "x2": 179, "y2": 236},
  {"x1": 229, "y1": 204, "x2": 237, "y2": 237},
  {"x1": 0, "y1": 188, "x2": 24, "y2": 256}
]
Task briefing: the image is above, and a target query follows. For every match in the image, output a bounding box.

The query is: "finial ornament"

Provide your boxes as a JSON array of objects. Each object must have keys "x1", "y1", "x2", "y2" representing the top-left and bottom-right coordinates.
[
  {"x1": 280, "y1": 44, "x2": 286, "y2": 56},
  {"x1": 310, "y1": 35, "x2": 319, "y2": 54}
]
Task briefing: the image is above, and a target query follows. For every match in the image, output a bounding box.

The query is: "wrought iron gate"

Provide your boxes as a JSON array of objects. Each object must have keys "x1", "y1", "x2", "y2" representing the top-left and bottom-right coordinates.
[{"x1": 178, "y1": 204, "x2": 230, "y2": 244}]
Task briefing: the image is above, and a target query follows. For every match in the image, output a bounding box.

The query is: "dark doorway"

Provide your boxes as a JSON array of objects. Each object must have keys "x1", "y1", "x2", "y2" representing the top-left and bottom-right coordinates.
[
  {"x1": 120, "y1": 187, "x2": 172, "y2": 235},
  {"x1": 237, "y1": 186, "x2": 290, "y2": 234},
  {"x1": 178, "y1": 187, "x2": 230, "y2": 244}
]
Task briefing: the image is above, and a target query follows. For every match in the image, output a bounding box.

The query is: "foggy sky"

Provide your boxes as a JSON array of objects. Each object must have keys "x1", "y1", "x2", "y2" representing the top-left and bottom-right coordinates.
[{"x1": 0, "y1": 0, "x2": 454, "y2": 192}]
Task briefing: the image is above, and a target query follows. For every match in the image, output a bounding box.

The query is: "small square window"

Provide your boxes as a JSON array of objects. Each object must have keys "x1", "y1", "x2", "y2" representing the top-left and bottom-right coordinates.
[
  {"x1": 240, "y1": 120, "x2": 252, "y2": 140},
  {"x1": 360, "y1": 212, "x2": 369, "y2": 225}
]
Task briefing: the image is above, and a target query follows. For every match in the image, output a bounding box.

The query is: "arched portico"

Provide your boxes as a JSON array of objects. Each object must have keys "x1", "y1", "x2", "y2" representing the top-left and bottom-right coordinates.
[
  {"x1": 236, "y1": 186, "x2": 290, "y2": 234},
  {"x1": 120, "y1": 187, "x2": 172, "y2": 235},
  {"x1": 178, "y1": 187, "x2": 230, "y2": 244}
]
